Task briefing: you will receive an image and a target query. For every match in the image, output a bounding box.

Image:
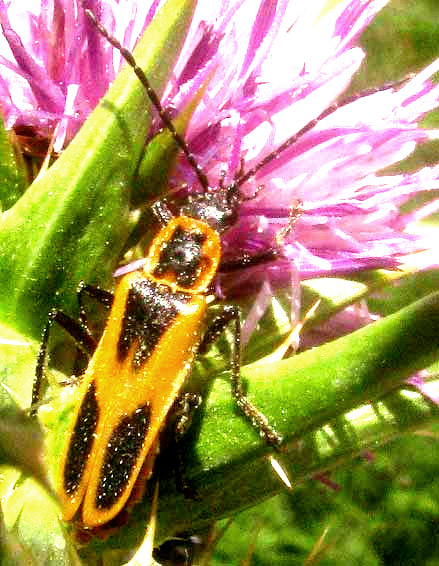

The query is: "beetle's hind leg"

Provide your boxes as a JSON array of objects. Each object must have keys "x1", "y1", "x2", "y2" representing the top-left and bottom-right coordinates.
[
  {"x1": 31, "y1": 283, "x2": 114, "y2": 416},
  {"x1": 199, "y1": 305, "x2": 283, "y2": 448}
]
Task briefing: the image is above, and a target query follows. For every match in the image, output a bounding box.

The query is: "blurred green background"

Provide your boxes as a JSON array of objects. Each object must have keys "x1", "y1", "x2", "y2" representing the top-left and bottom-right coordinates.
[{"x1": 210, "y1": 1, "x2": 439, "y2": 564}]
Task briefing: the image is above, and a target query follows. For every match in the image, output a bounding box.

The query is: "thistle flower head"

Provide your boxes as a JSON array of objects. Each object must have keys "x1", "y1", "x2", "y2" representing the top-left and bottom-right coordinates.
[
  {"x1": 165, "y1": 0, "x2": 439, "y2": 290},
  {"x1": 0, "y1": 0, "x2": 438, "y2": 291}
]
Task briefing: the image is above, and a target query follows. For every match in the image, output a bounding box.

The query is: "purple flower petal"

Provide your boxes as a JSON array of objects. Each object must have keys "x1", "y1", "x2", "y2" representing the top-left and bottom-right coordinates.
[{"x1": 0, "y1": 0, "x2": 437, "y2": 287}]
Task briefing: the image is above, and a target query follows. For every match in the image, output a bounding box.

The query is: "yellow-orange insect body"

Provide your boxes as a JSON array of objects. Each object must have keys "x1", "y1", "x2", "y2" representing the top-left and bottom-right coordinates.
[
  {"x1": 57, "y1": 217, "x2": 221, "y2": 529},
  {"x1": 30, "y1": 9, "x2": 413, "y2": 556},
  {"x1": 30, "y1": 6, "x2": 313, "y2": 544}
]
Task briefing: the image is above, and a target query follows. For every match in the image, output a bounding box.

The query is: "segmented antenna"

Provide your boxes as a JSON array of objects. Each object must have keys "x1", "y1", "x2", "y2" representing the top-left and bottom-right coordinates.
[
  {"x1": 86, "y1": 7, "x2": 411, "y2": 198},
  {"x1": 84, "y1": 8, "x2": 210, "y2": 192},
  {"x1": 235, "y1": 77, "x2": 411, "y2": 189}
]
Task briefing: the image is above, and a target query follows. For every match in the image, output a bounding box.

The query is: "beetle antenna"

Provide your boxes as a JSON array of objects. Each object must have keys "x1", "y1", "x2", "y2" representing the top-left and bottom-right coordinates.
[
  {"x1": 235, "y1": 76, "x2": 413, "y2": 189},
  {"x1": 84, "y1": 8, "x2": 210, "y2": 192}
]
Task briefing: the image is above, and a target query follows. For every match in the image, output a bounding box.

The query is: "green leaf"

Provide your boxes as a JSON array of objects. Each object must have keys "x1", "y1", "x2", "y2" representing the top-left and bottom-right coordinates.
[
  {"x1": 124, "y1": 83, "x2": 209, "y2": 253},
  {"x1": 0, "y1": 408, "x2": 47, "y2": 490},
  {"x1": 149, "y1": 291, "x2": 439, "y2": 541},
  {"x1": 0, "y1": 471, "x2": 80, "y2": 566},
  {"x1": 0, "y1": 0, "x2": 197, "y2": 340},
  {"x1": 65, "y1": 291, "x2": 439, "y2": 551}
]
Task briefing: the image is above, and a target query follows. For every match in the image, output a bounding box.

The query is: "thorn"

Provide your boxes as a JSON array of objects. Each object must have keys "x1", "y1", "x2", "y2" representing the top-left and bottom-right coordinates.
[{"x1": 269, "y1": 455, "x2": 292, "y2": 490}]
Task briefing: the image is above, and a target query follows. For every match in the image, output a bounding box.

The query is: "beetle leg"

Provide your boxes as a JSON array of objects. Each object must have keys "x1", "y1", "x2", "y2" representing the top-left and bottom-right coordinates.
[
  {"x1": 77, "y1": 281, "x2": 114, "y2": 327},
  {"x1": 31, "y1": 309, "x2": 97, "y2": 415},
  {"x1": 31, "y1": 283, "x2": 114, "y2": 415},
  {"x1": 200, "y1": 305, "x2": 283, "y2": 448}
]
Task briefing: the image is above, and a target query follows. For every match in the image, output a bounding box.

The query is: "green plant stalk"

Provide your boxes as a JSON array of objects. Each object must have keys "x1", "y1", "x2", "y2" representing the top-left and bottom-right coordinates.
[
  {"x1": 0, "y1": 0, "x2": 197, "y2": 340},
  {"x1": 194, "y1": 292, "x2": 439, "y2": 468},
  {"x1": 76, "y1": 291, "x2": 439, "y2": 549}
]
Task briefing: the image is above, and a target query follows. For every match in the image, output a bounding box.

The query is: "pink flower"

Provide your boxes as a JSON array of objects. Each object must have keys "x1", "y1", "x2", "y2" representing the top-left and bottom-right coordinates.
[
  {"x1": 166, "y1": 0, "x2": 439, "y2": 289},
  {"x1": 0, "y1": 0, "x2": 155, "y2": 150},
  {"x1": 0, "y1": 0, "x2": 438, "y2": 289}
]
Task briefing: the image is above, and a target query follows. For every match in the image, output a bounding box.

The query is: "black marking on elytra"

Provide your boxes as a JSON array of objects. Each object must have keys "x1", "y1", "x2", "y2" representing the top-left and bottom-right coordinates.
[
  {"x1": 64, "y1": 380, "x2": 99, "y2": 496},
  {"x1": 118, "y1": 278, "x2": 192, "y2": 368},
  {"x1": 153, "y1": 225, "x2": 207, "y2": 288},
  {"x1": 95, "y1": 403, "x2": 151, "y2": 510}
]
